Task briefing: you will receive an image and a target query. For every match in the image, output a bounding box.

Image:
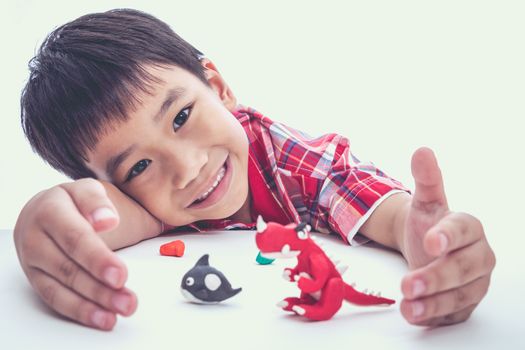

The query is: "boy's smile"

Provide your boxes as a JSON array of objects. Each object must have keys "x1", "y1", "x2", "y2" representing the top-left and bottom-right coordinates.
[{"x1": 86, "y1": 62, "x2": 251, "y2": 227}]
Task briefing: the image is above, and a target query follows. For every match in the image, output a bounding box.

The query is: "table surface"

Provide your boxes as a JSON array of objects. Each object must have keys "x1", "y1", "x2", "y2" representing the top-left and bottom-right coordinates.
[{"x1": 0, "y1": 228, "x2": 522, "y2": 350}]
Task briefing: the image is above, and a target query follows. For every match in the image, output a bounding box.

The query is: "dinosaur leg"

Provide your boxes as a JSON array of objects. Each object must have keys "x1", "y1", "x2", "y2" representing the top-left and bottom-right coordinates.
[
  {"x1": 278, "y1": 292, "x2": 317, "y2": 312},
  {"x1": 292, "y1": 278, "x2": 344, "y2": 321}
]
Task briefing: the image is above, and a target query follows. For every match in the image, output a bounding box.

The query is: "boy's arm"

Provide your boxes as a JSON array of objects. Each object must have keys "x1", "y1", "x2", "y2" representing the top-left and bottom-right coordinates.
[
  {"x1": 357, "y1": 192, "x2": 411, "y2": 252},
  {"x1": 357, "y1": 147, "x2": 495, "y2": 327},
  {"x1": 98, "y1": 180, "x2": 162, "y2": 250}
]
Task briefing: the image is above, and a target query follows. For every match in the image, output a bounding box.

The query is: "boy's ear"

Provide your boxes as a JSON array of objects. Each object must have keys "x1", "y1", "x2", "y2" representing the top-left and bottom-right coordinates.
[{"x1": 201, "y1": 59, "x2": 237, "y2": 111}]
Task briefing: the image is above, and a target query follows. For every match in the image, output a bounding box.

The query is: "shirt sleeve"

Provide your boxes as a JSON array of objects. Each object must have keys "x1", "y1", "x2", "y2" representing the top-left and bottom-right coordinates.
[
  {"x1": 316, "y1": 136, "x2": 410, "y2": 245},
  {"x1": 244, "y1": 109, "x2": 410, "y2": 245}
]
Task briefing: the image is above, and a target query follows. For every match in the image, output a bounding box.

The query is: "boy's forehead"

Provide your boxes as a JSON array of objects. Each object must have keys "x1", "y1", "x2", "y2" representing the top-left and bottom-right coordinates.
[
  {"x1": 144, "y1": 63, "x2": 199, "y2": 89},
  {"x1": 124, "y1": 64, "x2": 200, "y2": 119}
]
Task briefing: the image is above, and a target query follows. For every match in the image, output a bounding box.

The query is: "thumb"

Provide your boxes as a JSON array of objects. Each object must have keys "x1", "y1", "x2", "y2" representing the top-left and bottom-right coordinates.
[
  {"x1": 60, "y1": 179, "x2": 120, "y2": 233},
  {"x1": 411, "y1": 147, "x2": 448, "y2": 211}
]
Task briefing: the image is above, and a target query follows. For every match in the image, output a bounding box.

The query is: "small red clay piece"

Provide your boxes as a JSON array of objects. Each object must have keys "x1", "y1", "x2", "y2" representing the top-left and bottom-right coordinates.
[{"x1": 160, "y1": 240, "x2": 185, "y2": 257}]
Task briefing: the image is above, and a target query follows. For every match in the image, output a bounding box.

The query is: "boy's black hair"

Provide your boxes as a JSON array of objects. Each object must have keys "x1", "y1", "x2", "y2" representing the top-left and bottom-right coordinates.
[{"x1": 20, "y1": 8, "x2": 206, "y2": 179}]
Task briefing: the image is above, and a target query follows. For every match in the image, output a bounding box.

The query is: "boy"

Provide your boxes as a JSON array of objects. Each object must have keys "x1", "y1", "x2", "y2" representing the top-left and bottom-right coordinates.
[{"x1": 14, "y1": 9, "x2": 495, "y2": 331}]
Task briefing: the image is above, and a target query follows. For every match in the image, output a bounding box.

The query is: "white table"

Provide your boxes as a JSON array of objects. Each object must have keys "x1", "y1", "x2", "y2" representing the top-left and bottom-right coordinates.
[{"x1": 0, "y1": 228, "x2": 520, "y2": 350}]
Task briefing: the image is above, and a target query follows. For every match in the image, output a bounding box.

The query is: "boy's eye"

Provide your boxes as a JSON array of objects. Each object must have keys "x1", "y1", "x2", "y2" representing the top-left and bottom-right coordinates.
[
  {"x1": 173, "y1": 107, "x2": 191, "y2": 131},
  {"x1": 125, "y1": 159, "x2": 151, "y2": 182}
]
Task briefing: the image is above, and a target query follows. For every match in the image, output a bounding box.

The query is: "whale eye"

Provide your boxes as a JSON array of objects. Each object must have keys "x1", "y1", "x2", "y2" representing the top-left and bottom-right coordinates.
[{"x1": 185, "y1": 277, "x2": 195, "y2": 286}]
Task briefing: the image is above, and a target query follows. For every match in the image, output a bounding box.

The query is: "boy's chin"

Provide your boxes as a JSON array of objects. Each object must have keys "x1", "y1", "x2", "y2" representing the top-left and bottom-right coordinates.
[{"x1": 223, "y1": 194, "x2": 251, "y2": 222}]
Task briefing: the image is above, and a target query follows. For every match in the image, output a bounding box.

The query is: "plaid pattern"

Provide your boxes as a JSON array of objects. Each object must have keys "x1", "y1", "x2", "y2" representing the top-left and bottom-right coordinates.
[{"x1": 165, "y1": 106, "x2": 409, "y2": 244}]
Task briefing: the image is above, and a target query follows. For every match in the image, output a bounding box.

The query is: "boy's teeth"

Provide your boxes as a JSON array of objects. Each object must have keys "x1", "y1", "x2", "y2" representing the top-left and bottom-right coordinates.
[{"x1": 195, "y1": 166, "x2": 226, "y2": 202}]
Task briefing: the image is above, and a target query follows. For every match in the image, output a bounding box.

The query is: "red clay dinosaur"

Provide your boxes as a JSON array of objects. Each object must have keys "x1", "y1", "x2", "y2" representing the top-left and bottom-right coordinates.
[{"x1": 255, "y1": 216, "x2": 395, "y2": 321}]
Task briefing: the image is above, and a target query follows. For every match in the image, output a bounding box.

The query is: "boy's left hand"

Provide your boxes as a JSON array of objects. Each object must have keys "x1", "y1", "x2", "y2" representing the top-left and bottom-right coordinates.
[{"x1": 399, "y1": 147, "x2": 496, "y2": 326}]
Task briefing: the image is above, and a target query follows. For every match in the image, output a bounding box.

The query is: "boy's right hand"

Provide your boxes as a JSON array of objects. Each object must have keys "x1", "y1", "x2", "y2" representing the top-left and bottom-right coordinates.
[{"x1": 13, "y1": 178, "x2": 137, "y2": 331}]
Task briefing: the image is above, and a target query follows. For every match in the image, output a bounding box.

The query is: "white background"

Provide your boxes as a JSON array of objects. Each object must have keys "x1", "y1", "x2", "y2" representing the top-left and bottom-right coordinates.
[
  {"x1": 0, "y1": 1, "x2": 524, "y2": 348},
  {"x1": 1, "y1": 0, "x2": 524, "y2": 230}
]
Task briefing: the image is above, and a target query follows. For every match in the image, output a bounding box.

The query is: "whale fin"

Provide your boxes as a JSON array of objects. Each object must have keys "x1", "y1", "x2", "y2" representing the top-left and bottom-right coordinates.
[
  {"x1": 195, "y1": 254, "x2": 210, "y2": 267},
  {"x1": 229, "y1": 287, "x2": 242, "y2": 298}
]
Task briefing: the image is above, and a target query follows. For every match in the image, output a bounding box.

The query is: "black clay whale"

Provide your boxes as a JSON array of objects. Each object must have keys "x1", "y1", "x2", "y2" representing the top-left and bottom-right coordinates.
[{"x1": 181, "y1": 254, "x2": 242, "y2": 304}]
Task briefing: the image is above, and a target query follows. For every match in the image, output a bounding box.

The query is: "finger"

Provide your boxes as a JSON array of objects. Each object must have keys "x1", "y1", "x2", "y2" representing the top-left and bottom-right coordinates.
[
  {"x1": 411, "y1": 147, "x2": 449, "y2": 212},
  {"x1": 38, "y1": 187, "x2": 127, "y2": 289},
  {"x1": 400, "y1": 276, "x2": 488, "y2": 325},
  {"x1": 60, "y1": 179, "x2": 119, "y2": 233},
  {"x1": 402, "y1": 240, "x2": 495, "y2": 299},
  {"x1": 403, "y1": 302, "x2": 477, "y2": 327},
  {"x1": 423, "y1": 212, "x2": 487, "y2": 257},
  {"x1": 416, "y1": 304, "x2": 477, "y2": 327},
  {"x1": 27, "y1": 236, "x2": 137, "y2": 316},
  {"x1": 30, "y1": 268, "x2": 117, "y2": 330}
]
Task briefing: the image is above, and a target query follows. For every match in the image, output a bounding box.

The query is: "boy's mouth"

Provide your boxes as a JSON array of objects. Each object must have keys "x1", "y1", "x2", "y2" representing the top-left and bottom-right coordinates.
[
  {"x1": 193, "y1": 166, "x2": 226, "y2": 204},
  {"x1": 188, "y1": 157, "x2": 231, "y2": 209}
]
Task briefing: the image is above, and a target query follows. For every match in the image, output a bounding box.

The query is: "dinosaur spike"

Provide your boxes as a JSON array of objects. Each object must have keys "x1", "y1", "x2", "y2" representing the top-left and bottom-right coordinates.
[
  {"x1": 256, "y1": 215, "x2": 267, "y2": 232},
  {"x1": 328, "y1": 255, "x2": 338, "y2": 263},
  {"x1": 313, "y1": 239, "x2": 324, "y2": 247},
  {"x1": 336, "y1": 264, "x2": 348, "y2": 275}
]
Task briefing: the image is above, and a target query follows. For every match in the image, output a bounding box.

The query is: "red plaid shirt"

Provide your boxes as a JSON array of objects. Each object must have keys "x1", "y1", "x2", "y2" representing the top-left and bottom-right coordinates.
[{"x1": 165, "y1": 106, "x2": 408, "y2": 244}]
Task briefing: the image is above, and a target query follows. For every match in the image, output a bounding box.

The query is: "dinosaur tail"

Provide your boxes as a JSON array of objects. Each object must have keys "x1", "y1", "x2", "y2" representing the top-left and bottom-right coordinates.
[{"x1": 343, "y1": 283, "x2": 395, "y2": 306}]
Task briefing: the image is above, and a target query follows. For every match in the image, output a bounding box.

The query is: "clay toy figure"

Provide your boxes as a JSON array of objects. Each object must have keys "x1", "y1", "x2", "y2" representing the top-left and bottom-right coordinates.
[
  {"x1": 255, "y1": 216, "x2": 395, "y2": 321},
  {"x1": 181, "y1": 254, "x2": 242, "y2": 304}
]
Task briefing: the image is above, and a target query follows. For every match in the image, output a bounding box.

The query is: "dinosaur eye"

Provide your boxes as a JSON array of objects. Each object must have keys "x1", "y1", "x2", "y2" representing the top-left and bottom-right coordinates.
[
  {"x1": 297, "y1": 229, "x2": 309, "y2": 240},
  {"x1": 185, "y1": 277, "x2": 195, "y2": 286}
]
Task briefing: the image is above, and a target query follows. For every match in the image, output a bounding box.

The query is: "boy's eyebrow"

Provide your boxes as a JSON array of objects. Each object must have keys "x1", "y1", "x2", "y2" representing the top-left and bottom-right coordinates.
[
  {"x1": 106, "y1": 145, "x2": 135, "y2": 179},
  {"x1": 105, "y1": 86, "x2": 186, "y2": 179},
  {"x1": 153, "y1": 86, "x2": 186, "y2": 123}
]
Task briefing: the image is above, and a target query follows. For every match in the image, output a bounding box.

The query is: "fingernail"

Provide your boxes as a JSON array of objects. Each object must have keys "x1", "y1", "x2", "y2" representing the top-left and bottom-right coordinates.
[
  {"x1": 412, "y1": 279, "x2": 426, "y2": 298},
  {"x1": 91, "y1": 207, "x2": 116, "y2": 223},
  {"x1": 439, "y1": 233, "x2": 448, "y2": 254},
  {"x1": 91, "y1": 310, "x2": 107, "y2": 329},
  {"x1": 103, "y1": 267, "x2": 121, "y2": 288},
  {"x1": 412, "y1": 301, "x2": 425, "y2": 318},
  {"x1": 112, "y1": 294, "x2": 131, "y2": 314}
]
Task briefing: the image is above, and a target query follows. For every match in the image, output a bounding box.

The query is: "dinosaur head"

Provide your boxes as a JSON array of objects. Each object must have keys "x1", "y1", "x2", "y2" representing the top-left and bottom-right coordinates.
[{"x1": 255, "y1": 216, "x2": 312, "y2": 259}]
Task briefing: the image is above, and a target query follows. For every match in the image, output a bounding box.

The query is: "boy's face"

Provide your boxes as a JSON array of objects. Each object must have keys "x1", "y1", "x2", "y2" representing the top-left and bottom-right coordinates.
[{"x1": 86, "y1": 62, "x2": 250, "y2": 227}]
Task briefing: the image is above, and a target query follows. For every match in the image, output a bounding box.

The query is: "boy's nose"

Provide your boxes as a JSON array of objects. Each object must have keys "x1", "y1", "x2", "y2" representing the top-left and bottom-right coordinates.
[{"x1": 168, "y1": 151, "x2": 207, "y2": 190}]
